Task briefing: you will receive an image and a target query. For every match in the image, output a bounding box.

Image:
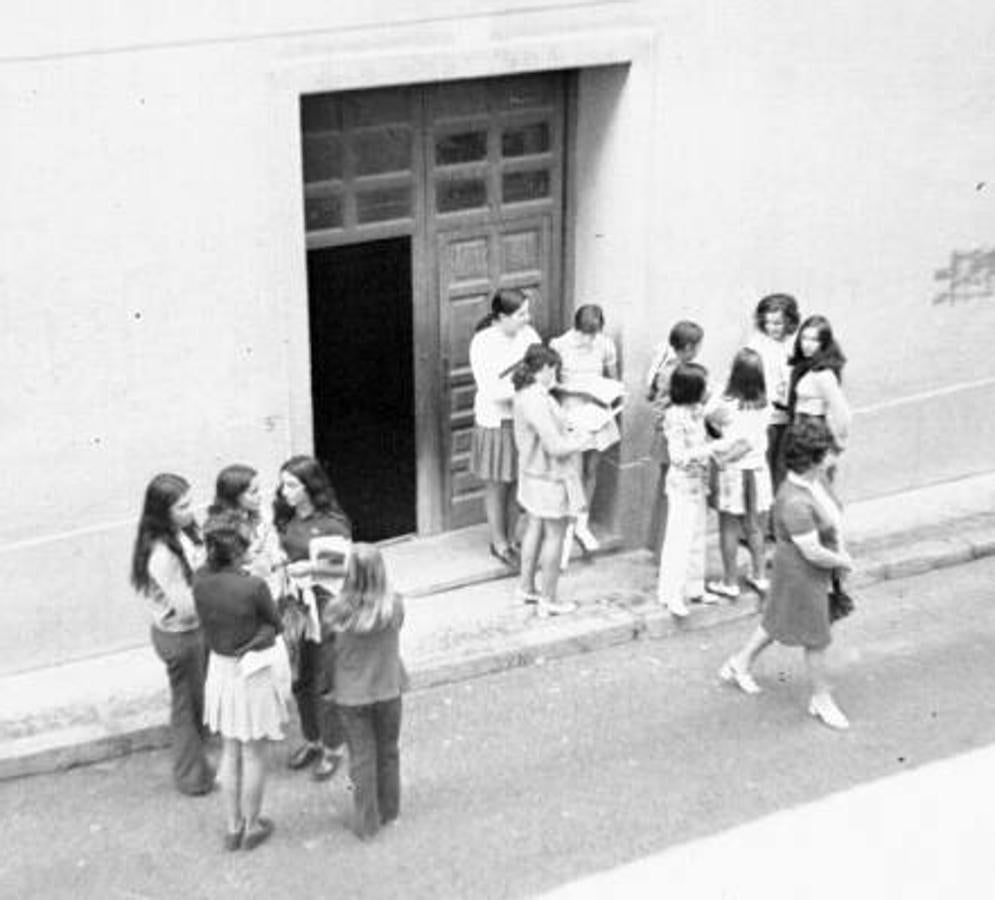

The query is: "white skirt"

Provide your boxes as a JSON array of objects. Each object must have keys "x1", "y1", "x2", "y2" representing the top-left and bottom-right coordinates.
[{"x1": 204, "y1": 638, "x2": 291, "y2": 742}]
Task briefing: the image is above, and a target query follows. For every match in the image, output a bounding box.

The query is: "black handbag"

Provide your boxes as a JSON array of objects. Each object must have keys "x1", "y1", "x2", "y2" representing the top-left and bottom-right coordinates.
[{"x1": 828, "y1": 572, "x2": 855, "y2": 623}]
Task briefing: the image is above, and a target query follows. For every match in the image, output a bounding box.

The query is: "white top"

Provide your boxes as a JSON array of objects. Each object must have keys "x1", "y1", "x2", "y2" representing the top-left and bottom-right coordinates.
[
  {"x1": 144, "y1": 532, "x2": 204, "y2": 633},
  {"x1": 469, "y1": 324, "x2": 541, "y2": 428},
  {"x1": 707, "y1": 396, "x2": 770, "y2": 470},
  {"x1": 747, "y1": 331, "x2": 792, "y2": 425},
  {"x1": 550, "y1": 329, "x2": 618, "y2": 380},
  {"x1": 795, "y1": 369, "x2": 851, "y2": 449}
]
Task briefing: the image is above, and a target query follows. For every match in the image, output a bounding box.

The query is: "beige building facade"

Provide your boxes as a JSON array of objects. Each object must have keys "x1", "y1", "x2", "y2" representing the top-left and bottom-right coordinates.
[{"x1": 2, "y1": 1, "x2": 994, "y2": 674}]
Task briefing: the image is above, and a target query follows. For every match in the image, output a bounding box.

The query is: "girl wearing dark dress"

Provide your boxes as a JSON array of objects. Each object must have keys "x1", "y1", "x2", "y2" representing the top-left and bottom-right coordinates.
[
  {"x1": 719, "y1": 419, "x2": 855, "y2": 730},
  {"x1": 130, "y1": 473, "x2": 215, "y2": 796},
  {"x1": 323, "y1": 544, "x2": 407, "y2": 840},
  {"x1": 195, "y1": 513, "x2": 289, "y2": 851},
  {"x1": 274, "y1": 455, "x2": 352, "y2": 780}
]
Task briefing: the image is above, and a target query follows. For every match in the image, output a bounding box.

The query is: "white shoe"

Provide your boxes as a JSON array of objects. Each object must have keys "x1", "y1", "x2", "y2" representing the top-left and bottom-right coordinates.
[
  {"x1": 536, "y1": 596, "x2": 577, "y2": 618},
  {"x1": 746, "y1": 575, "x2": 770, "y2": 593},
  {"x1": 667, "y1": 599, "x2": 690, "y2": 618},
  {"x1": 707, "y1": 580, "x2": 740, "y2": 599},
  {"x1": 719, "y1": 658, "x2": 762, "y2": 694},
  {"x1": 574, "y1": 514, "x2": 601, "y2": 552},
  {"x1": 808, "y1": 694, "x2": 850, "y2": 730}
]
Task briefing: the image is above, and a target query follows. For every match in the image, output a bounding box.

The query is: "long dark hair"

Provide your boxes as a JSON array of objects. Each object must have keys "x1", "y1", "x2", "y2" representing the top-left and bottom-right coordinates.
[
  {"x1": 724, "y1": 347, "x2": 767, "y2": 409},
  {"x1": 207, "y1": 463, "x2": 258, "y2": 523},
  {"x1": 273, "y1": 455, "x2": 351, "y2": 534},
  {"x1": 512, "y1": 343, "x2": 561, "y2": 391},
  {"x1": 475, "y1": 287, "x2": 528, "y2": 333},
  {"x1": 788, "y1": 315, "x2": 846, "y2": 414},
  {"x1": 130, "y1": 473, "x2": 201, "y2": 595}
]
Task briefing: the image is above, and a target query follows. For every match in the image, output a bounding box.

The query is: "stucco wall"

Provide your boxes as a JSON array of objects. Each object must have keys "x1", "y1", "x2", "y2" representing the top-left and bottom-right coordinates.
[{"x1": 1, "y1": 0, "x2": 993, "y2": 672}]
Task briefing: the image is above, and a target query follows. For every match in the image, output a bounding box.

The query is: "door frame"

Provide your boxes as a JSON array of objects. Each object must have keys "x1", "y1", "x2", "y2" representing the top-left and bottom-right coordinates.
[{"x1": 269, "y1": 24, "x2": 655, "y2": 536}]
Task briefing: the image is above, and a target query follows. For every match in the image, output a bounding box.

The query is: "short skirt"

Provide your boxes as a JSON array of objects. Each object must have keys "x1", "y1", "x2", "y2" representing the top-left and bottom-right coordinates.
[
  {"x1": 470, "y1": 421, "x2": 517, "y2": 483},
  {"x1": 517, "y1": 470, "x2": 586, "y2": 520},
  {"x1": 716, "y1": 465, "x2": 773, "y2": 516},
  {"x1": 204, "y1": 640, "x2": 291, "y2": 742}
]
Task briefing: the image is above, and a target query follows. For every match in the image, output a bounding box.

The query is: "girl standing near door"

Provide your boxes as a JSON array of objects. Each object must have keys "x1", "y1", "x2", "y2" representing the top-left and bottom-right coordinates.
[{"x1": 469, "y1": 288, "x2": 541, "y2": 567}]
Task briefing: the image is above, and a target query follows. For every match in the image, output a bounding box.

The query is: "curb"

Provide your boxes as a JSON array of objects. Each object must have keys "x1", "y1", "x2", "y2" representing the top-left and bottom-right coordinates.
[{"x1": 2, "y1": 525, "x2": 994, "y2": 782}]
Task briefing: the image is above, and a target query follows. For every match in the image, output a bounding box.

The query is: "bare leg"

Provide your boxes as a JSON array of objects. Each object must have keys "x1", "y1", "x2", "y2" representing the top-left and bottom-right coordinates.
[
  {"x1": 732, "y1": 625, "x2": 774, "y2": 671},
  {"x1": 582, "y1": 451, "x2": 599, "y2": 507},
  {"x1": 503, "y1": 482, "x2": 521, "y2": 546},
  {"x1": 804, "y1": 647, "x2": 832, "y2": 696},
  {"x1": 483, "y1": 482, "x2": 510, "y2": 550},
  {"x1": 518, "y1": 513, "x2": 543, "y2": 594},
  {"x1": 539, "y1": 518, "x2": 569, "y2": 602},
  {"x1": 744, "y1": 509, "x2": 767, "y2": 579},
  {"x1": 718, "y1": 512, "x2": 741, "y2": 586},
  {"x1": 219, "y1": 737, "x2": 243, "y2": 833},
  {"x1": 805, "y1": 647, "x2": 849, "y2": 727},
  {"x1": 241, "y1": 739, "x2": 267, "y2": 828}
]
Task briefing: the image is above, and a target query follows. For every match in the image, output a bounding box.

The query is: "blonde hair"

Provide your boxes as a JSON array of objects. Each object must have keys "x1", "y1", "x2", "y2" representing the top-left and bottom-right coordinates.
[{"x1": 325, "y1": 543, "x2": 403, "y2": 634}]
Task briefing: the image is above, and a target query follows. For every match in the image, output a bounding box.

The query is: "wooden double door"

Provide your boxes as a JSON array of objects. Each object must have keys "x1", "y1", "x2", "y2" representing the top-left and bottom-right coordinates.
[{"x1": 301, "y1": 72, "x2": 566, "y2": 536}]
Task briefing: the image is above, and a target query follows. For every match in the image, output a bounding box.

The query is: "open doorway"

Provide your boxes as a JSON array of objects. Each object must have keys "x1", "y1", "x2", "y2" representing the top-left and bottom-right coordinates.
[{"x1": 306, "y1": 238, "x2": 416, "y2": 541}]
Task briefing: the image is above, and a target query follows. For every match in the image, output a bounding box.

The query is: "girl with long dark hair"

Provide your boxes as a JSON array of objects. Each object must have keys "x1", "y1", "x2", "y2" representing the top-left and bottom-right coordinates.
[
  {"x1": 787, "y1": 315, "x2": 851, "y2": 466},
  {"x1": 130, "y1": 473, "x2": 215, "y2": 795},
  {"x1": 209, "y1": 464, "x2": 283, "y2": 594},
  {"x1": 274, "y1": 455, "x2": 352, "y2": 781}
]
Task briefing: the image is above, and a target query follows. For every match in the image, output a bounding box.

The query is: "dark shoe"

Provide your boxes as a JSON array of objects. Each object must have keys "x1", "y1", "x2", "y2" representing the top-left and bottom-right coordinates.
[
  {"x1": 288, "y1": 743, "x2": 321, "y2": 770},
  {"x1": 489, "y1": 543, "x2": 519, "y2": 569},
  {"x1": 311, "y1": 748, "x2": 344, "y2": 782},
  {"x1": 242, "y1": 818, "x2": 275, "y2": 851},
  {"x1": 223, "y1": 821, "x2": 245, "y2": 852}
]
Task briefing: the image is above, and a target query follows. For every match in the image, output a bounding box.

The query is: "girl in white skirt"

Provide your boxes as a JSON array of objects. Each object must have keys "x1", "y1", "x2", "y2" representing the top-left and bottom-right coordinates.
[
  {"x1": 706, "y1": 348, "x2": 774, "y2": 600},
  {"x1": 195, "y1": 512, "x2": 291, "y2": 852}
]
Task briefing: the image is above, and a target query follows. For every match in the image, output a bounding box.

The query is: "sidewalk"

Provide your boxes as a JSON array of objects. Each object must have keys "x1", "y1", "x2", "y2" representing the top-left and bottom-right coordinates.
[{"x1": 2, "y1": 472, "x2": 994, "y2": 781}]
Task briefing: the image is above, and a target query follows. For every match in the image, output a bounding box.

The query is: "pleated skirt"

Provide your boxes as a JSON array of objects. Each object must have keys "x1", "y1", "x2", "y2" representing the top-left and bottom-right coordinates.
[
  {"x1": 470, "y1": 421, "x2": 517, "y2": 483},
  {"x1": 204, "y1": 640, "x2": 291, "y2": 742}
]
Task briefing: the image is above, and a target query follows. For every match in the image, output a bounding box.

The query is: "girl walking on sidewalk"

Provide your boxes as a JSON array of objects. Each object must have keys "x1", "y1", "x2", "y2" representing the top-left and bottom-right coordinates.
[
  {"x1": 130, "y1": 473, "x2": 215, "y2": 797},
  {"x1": 323, "y1": 544, "x2": 407, "y2": 840},
  {"x1": 720, "y1": 419, "x2": 854, "y2": 730}
]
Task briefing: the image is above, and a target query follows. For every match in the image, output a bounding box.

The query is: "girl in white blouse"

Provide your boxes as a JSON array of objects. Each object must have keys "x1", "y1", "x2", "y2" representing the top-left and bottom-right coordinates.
[{"x1": 468, "y1": 289, "x2": 541, "y2": 567}]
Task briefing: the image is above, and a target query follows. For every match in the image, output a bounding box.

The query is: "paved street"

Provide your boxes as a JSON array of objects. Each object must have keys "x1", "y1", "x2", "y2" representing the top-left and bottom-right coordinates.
[{"x1": 4, "y1": 556, "x2": 995, "y2": 900}]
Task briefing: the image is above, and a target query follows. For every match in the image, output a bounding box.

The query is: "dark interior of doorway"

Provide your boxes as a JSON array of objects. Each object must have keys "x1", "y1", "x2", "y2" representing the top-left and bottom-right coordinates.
[{"x1": 307, "y1": 238, "x2": 416, "y2": 542}]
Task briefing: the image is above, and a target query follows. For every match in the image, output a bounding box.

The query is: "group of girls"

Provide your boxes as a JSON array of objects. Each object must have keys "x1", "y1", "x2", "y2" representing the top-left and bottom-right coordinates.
[
  {"x1": 130, "y1": 455, "x2": 406, "y2": 850},
  {"x1": 648, "y1": 294, "x2": 852, "y2": 620},
  {"x1": 469, "y1": 290, "x2": 622, "y2": 617}
]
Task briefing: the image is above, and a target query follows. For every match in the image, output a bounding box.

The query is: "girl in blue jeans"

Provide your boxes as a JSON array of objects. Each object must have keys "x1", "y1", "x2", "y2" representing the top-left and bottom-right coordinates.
[{"x1": 323, "y1": 544, "x2": 407, "y2": 839}]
